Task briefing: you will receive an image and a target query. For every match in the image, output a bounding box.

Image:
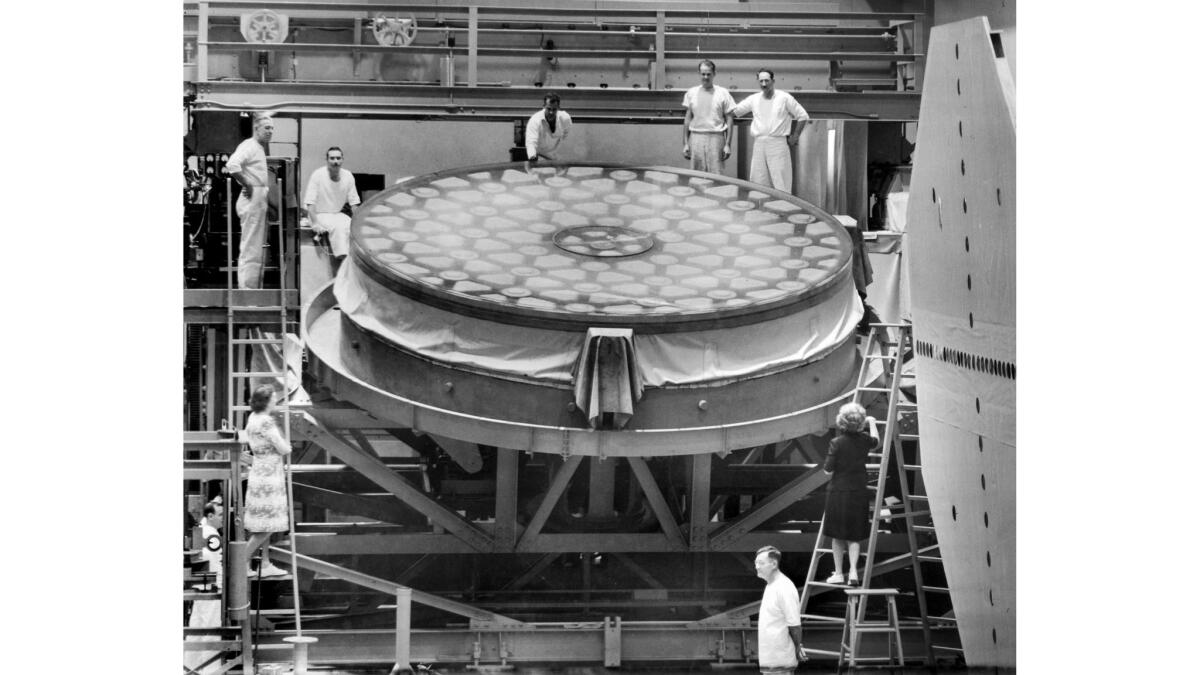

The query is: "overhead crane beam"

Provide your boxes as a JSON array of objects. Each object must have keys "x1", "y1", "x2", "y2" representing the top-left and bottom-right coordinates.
[{"x1": 192, "y1": 83, "x2": 920, "y2": 122}]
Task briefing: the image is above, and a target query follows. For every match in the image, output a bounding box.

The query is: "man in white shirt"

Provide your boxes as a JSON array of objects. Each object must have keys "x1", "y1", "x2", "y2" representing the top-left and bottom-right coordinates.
[
  {"x1": 754, "y1": 545, "x2": 807, "y2": 674},
  {"x1": 225, "y1": 113, "x2": 274, "y2": 288},
  {"x1": 682, "y1": 59, "x2": 736, "y2": 174},
  {"x1": 525, "y1": 93, "x2": 572, "y2": 172},
  {"x1": 302, "y1": 146, "x2": 361, "y2": 266},
  {"x1": 731, "y1": 70, "x2": 810, "y2": 193}
]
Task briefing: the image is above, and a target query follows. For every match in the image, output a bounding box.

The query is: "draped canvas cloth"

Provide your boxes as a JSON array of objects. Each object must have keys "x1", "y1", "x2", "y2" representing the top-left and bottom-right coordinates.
[
  {"x1": 335, "y1": 262, "x2": 863, "y2": 387},
  {"x1": 572, "y1": 328, "x2": 644, "y2": 429}
]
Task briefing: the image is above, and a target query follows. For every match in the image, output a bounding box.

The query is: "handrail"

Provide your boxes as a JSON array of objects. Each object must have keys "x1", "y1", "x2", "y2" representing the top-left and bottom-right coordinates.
[
  {"x1": 189, "y1": 0, "x2": 922, "y2": 94},
  {"x1": 195, "y1": 1, "x2": 922, "y2": 22}
]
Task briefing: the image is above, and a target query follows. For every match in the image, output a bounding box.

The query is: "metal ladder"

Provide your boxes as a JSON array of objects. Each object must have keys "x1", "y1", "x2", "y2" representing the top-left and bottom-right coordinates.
[
  {"x1": 223, "y1": 172, "x2": 308, "y2": 670},
  {"x1": 224, "y1": 174, "x2": 291, "y2": 432},
  {"x1": 890, "y1": 399, "x2": 964, "y2": 663},
  {"x1": 797, "y1": 323, "x2": 940, "y2": 664}
]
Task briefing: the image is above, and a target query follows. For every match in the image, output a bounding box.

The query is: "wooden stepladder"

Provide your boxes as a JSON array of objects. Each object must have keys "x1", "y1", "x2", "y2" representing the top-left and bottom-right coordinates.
[{"x1": 797, "y1": 323, "x2": 952, "y2": 665}]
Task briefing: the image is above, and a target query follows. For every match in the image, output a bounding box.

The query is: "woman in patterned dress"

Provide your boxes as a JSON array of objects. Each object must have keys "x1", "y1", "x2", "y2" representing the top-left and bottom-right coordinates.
[
  {"x1": 242, "y1": 385, "x2": 292, "y2": 577},
  {"x1": 822, "y1": 402, "x2": 879, "y2": 586}
]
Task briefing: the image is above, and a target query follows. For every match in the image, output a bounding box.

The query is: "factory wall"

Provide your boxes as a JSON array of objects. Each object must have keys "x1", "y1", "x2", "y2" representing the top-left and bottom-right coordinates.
[{"x1": 299, "y1": 118, "x2": 740, "y2": 193}]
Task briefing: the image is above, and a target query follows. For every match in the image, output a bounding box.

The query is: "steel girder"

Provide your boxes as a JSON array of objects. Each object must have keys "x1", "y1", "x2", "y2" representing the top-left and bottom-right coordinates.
[{"x1": 192, "y1": 81, "x2": 919, "y2": 122}]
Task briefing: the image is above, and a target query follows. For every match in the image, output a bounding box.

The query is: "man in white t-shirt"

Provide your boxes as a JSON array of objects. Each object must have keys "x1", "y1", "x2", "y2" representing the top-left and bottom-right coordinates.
[
  {"x1": 302, "y1": 146, "x2": 361, "y2": 265},
  {"x1": 731, "y1": 70, "x2": 810, "y2": 193},
  {"x1": 525, "y1": 93, "x2": 572, "y2": 173},
  {"x1": 225, "y1": 113, "x2": 274, "y2": 288},
  {"x1": 682, "y1": 59, "x2": 736, "y2": 174},
  {"x1": 754, "y1": 545, "x2": 807, "y2": 674}
]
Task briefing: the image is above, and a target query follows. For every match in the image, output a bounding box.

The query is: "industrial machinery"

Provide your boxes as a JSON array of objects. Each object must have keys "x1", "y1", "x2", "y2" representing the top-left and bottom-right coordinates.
[{"x1": 179, "y1": 2, "x2": 1011, "y2": 671}]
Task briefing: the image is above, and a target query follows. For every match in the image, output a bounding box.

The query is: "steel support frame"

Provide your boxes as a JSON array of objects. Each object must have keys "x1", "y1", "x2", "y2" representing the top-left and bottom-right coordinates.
[
  {"x1": 245, "y1": 620, "x2": 927, "y2": 667},
  {"x1": 192, "y1": 82, "x2": 919, "y2": 122},
  {"x1": 290, "y1": 410, "x2": 495, "y2": 552}
]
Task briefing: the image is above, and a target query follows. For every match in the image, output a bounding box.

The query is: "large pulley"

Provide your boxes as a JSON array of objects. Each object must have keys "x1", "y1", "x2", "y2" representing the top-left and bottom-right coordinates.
[{"x1": 372, "y1": 14, "x2": 420, "y2": 47}]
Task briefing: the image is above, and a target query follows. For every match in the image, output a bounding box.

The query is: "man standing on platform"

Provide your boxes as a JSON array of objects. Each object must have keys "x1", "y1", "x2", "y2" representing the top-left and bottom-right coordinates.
[
  {"x1": 732, "y1": 70, "x2": 810, "y2": 193},
  {"x1": 682, "y1": 59, "x2": 736, "y2": 174},
  {"x1": 754, "y1": 545, "x2": 807, "y2": 674},
  {"x1": 225, "y1": 113, "x2": 274, "y2": 289},
  {"x1": 525, "y1": 93, "x2": 572, "y2": 173},
  {"x1": 302, "y1": 146, "x2": 361, "y2": 271}
]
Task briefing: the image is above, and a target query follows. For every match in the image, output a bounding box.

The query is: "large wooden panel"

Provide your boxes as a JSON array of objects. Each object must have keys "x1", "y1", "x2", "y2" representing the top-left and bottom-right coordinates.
[{"x1": 905, "y1": 16, "x2": 1015, "y2": 668}]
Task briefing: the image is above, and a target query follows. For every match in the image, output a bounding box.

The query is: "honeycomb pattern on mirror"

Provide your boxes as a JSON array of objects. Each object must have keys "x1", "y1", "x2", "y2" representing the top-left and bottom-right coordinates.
[{"x1": 352, "y1": 166, "x2": 851, "y2": 317}]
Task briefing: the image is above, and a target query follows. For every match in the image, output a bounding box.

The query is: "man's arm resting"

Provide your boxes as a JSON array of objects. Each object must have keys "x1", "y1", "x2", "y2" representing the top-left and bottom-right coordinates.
[{"x1": 787, "y1": 625, "x2": 808, "y2": 661}]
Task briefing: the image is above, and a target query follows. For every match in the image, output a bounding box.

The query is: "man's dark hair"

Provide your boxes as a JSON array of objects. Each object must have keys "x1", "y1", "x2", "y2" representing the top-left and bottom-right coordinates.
[
  {"x1": 698, "y1": 59, "x2": 716, "y2": 73},
  {"x1": 756, "y1": 68, "x2": 775, "y2": 81},
  {"x1": 544, "y1": 93, "x2": 561, "y2": 105},
  {"x1": 756, "y1": 545, "x2": 781, "y2": 564},
  {"x1": 326, "y1": 146, "x2": 343, "y2": 158},
  {"x1": 203, "y1": 503, "x2": 217, "y2": 518}
]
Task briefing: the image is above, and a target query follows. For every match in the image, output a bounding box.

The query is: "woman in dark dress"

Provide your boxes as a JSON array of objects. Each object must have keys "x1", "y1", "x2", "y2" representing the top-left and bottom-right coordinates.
[{"x1": 822, "y1": 402, "x2": 879, "y2": 585}]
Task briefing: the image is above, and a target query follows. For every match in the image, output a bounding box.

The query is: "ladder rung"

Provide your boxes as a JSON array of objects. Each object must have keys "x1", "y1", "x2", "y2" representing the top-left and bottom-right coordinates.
[
  {"x1": 808, "y1": 581, "x2": 852, "y2": 589},
  {"x1": 876, "y1": 510, "x2": 931, "y2": 520},
  {"x1": 230, "y1": 305, "x2": 287, "y2": 312},
  {"x1": 922, "y1": 586, "x2": 951, "y2": 594},
  {"x1": 864, "y1": 353, "x2": 897, "y2": 360},
  {"x1": 897, "y1": 434, "x2": 920, "y2": 441},
  {"x1": 896, "y1": 402, "x2": 918, "y2": 409},
  {"x1": 917, "y1": 555, "x2": 943, "y2": 563},
  {"x1": 850, "y1": 626, "x2": 903, "y2": 634},
  {"x1": 231, "y1": 338, "x2": 286, "y2": 345},
  {"x1": 933, "y1": 645, "x2": 965, "y2": 652},
  {"x1": 800, "y1": 613, "x2": 845, "y2": 624},
  {"x1": 857, "y1": 387, "x2": 893, "y2": 393},
  {"x1": 913, "y1": 525, "x2": 937, "y2": 532},
  {"x1": 908, "y1": 494, "x2": 929, "y2": 500},
  {"x1": 231, "y1": 372, "x2": 286, "y2": 378},
  {"x1": 814, "y1": 547, "x2": 834, "y2": 554},
  {"x1": 902, "y1": 464, "x2": 923, "y2": 471}
]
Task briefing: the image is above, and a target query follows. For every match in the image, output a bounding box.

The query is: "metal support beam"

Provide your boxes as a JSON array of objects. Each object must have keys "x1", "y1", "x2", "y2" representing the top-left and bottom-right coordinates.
[
  {"x1": 498, "y1": 554, "x2": 560, "y2": 592},
  {"x1": 348, "y1": 429, "x2": 381, "y2": 458},
  {"x1": 587, "y1": 457, "x2": 616, "y2": 519},
  {"x1": 604, "y1": 616, "x2": 622, "y2": 668},
  {"x1": 494, "y1": 448, "x2": 520, "y2": 549},
  {"x1": 292, "y1": 411, "x2": 494, "y2": 552},
  {"x1": 708, "y1": 445, "x2": 763, "y2": 519},
  {"x1": 467, "y1": 6, "x2": 478, "y2": 87},
  {"x1": 654, "y1": 11, "x2": 665, "y2": 90},
  {"x1": 193, "y1": 82, "x2": 920, "y2": 122},
  {"x1": 707, "y1": 465, "x2": 830, "y2": 551},
  {"x1": 515, "y1": 455, "x2": 582, "y2": 551},
  {"x1": 268, "y1": 546, "x2": 522, "y2": 625},
  {"x1": 626, "y1": 457, "x2": 686, "y2": 550},
  {"x1": 292, "y1": 530, "x2": 911, "y2": 555},
  {"x1": 197, "y1": 0, "x2": 208, "y2": 82},
  {"x1": 689, "y1": 453, "x2": 712, "y2": 550},
  {"x1": 291, "y1": 481, "x2": 422, "y2": 525},
  {"x1": 610, "y1": 552, "x2": 665, "y2": 590}
]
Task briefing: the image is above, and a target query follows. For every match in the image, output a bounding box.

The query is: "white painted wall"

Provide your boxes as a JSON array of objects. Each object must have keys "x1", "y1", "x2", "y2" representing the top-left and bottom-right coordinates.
[{"x1": 299, "y1": 117, "x2": 740, "y2": 190}]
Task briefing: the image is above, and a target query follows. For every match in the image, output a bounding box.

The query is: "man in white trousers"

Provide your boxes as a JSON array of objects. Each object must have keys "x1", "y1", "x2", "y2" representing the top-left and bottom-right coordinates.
[
  {"x1": 682, "y1": 59, "x2": 736, "y2": 174},
  {"x1": 225, "y1": 113, "x2": 274, "y2": 289},
  {"x1": 302, "y1": 146, "x2": 361, "y2": 271},
  {"x1": 731, "y1": 70, "x2": 809, "y2": 193}
]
